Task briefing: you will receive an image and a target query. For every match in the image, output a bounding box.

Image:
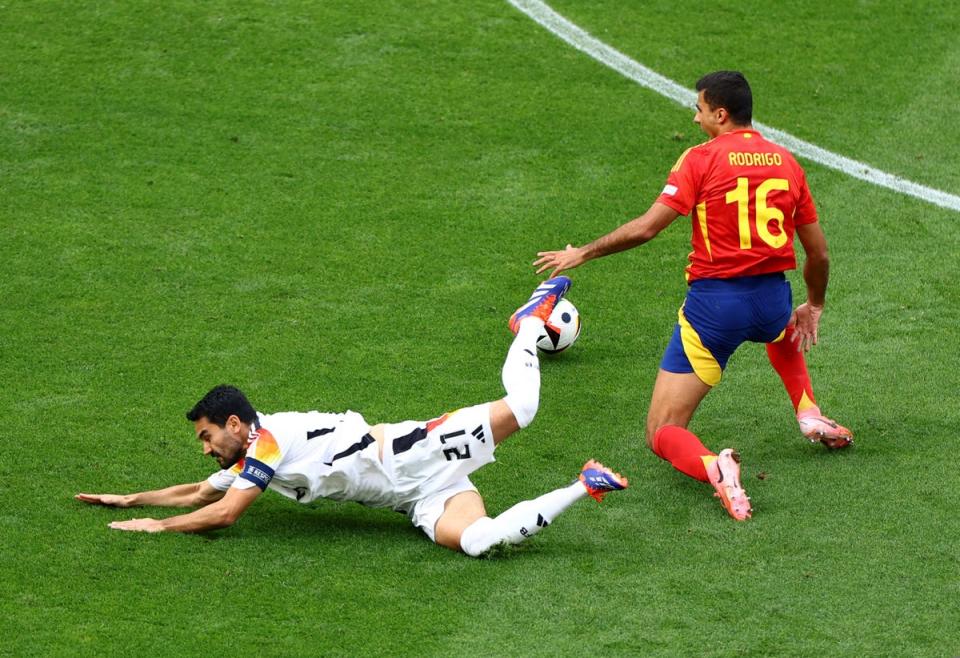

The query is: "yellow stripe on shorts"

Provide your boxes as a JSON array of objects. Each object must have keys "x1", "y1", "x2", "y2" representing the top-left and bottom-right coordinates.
[{"x1": 678, "y1": 306, "x2": 722, "y2": 386}]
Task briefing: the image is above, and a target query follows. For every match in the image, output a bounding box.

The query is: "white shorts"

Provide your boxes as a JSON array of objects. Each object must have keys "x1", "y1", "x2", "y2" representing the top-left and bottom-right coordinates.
[{"x1": 381, "y1": 402, "x2": 496, "y2": 541}]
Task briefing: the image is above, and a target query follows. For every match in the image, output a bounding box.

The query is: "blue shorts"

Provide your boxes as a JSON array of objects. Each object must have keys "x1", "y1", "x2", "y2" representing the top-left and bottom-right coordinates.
[{"x1": 660, "y1": 273, "x2": 792, "y2": 386}]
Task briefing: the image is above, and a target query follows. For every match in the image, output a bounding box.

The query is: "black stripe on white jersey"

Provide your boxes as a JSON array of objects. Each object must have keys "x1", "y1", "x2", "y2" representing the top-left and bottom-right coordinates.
[{"x1": 323, "y1": 433, "x2": 375, "y2": 466}]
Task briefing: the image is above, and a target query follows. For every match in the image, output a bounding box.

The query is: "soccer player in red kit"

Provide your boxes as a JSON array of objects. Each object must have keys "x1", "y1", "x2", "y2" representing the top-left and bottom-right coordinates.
[{"x1": 533, "y1": 70, "x2": 851, "y2": 520}]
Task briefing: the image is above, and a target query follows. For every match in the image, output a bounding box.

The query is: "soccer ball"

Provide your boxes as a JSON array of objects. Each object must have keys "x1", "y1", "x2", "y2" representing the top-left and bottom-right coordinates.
[{"x1": 537, "y1": 299, "x2": 582, "y2": 353}]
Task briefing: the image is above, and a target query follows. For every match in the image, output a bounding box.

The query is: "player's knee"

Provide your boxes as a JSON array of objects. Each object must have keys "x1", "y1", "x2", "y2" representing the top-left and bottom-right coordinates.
[
  {"x1": 645, "y1": 418, "x2": 661, "y2": 452},
  {"x1": 645, "y1": 430, "x2": 657, "y2": 452},
  {"x1": 459, "y1": 516, "x2": 496, "y2": 557}
]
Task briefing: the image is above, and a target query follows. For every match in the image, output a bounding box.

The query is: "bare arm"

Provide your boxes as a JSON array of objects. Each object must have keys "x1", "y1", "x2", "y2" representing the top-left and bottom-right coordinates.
[
  {"x1": 534, "y1": 202, "x2": 681, "y2": 276},
  {"x1": 75, "y1": 480, "x2": 226, "y2": 509},
  {"x1": 796, "y1": 222, "x2": 829, "y2": 306},
  {"x1": 791, "y1": 222, "x2": 831, "y2": 352},
  {"x1": 106, "y1": 485, "x2": 262, "y2": 533}
]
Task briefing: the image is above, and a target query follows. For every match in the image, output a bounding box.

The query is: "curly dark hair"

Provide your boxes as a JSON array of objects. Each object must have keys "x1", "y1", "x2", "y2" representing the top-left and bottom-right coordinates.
[
  {"x1": 186, "y1": 384, "x2": 257, "y2": 427},
  {"x1": 696, "y1": 70, "x2": 752, "y2": 126}
]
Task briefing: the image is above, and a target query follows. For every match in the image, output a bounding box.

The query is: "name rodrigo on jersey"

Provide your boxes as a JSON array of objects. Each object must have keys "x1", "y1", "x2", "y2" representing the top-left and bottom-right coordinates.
[{"x1": 728, "y1": 152, "x2": 783, "y2": 167}]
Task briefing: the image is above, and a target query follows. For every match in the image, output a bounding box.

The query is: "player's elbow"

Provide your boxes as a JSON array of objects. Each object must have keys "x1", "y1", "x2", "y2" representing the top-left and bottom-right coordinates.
[
  {"x1": 222, "y1": 507, "x2": 246, "y2": 527},
  {"x1": 805, "y1": 246, "x2": 830, "y2": 277},
  {"x1": 207, "y1": 503, "x2": 243, "y2": 529},
  {"x1": 629, "y1": 204, "x2": 676, "y2": 246},
  {"x1": 193, "y1": 488, "x2": 225, "y2": 508},
  {"x1": 629, "y1": 223, "x2": 659, "y2": 245},
  {"x1": 807, "y1": 244, "x2": 829, "y2": 266},
  {"x1": 633, "y1": 216, "x2": 672, "y2": 246}
]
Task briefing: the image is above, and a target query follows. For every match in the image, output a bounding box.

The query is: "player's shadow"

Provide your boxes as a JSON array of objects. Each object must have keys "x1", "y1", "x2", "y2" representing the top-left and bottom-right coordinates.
[
  {"x1": 233, "y1": 500, "x2": 417, "y2": 544},
  {"x1": 224, "y1": 501, "x2": 559, "y2": 559}
]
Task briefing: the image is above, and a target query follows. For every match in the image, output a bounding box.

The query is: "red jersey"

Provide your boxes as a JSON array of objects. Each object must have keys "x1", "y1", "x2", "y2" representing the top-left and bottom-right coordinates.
[{"x1": 656, "y1": 129, "x2": 818, "y2": 283}]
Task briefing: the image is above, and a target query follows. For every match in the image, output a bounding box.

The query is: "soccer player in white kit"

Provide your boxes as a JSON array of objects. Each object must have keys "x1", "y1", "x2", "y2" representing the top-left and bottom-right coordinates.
[{"x1": 76, "y1": 277, "x2": 628, "y2": 556}]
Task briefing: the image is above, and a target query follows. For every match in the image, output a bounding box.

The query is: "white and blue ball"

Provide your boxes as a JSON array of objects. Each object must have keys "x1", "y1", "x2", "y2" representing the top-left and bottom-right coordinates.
[{"x1": 537, "y1": 299, "x2": 582, "y2": 354}]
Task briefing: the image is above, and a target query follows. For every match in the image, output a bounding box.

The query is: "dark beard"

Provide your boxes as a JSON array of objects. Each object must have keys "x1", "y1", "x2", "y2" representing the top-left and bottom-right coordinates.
[{"x1": 214, "y1": 446, "x2": 245, "y2": 470}]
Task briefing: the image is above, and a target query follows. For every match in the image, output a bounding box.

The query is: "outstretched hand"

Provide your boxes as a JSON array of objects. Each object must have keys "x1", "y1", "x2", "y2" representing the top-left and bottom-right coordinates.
[
  {"x1": 533, "y1": 244, "x2": 586, "y2": 277},
  {"x1": 77, "y1": 493, "x2": 164, "y2": 532},
  {"x1": 108, "y1": 518, "x2": 164, "y2": 533},
  {"x1": 790, "y1": 302, "x2": 823, "y2": 352},
  {"x1": 75, "y1": 493, "x2": 130, "y2": 508}
]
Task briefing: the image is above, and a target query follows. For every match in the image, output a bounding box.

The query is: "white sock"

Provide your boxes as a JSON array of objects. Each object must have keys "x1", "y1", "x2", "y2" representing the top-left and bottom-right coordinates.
[
  {"x1": 501, "y1": 319, "x2": 543, "y2": 429},
  {"x1": 459, "y1": 481, "x2": 587, "y2": 557}
]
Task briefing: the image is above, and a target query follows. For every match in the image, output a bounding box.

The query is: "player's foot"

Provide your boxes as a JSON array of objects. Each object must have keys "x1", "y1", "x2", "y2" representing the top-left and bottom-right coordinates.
[
  {"x1": 578, "y1": 459, "x2": 629, "y2": 503},
  {"x1": 706, "y1": 449, "x2": 752, "y2": 521},
  {"x1": 798, "y1": 413, "x2": 853, "y2": 449},
  {"x1": 509, "y1": 276, "x2": 572, "y2": 334}
]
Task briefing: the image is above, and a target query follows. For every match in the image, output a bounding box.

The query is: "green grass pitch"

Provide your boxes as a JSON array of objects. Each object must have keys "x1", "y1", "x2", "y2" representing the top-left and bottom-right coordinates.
[{"x1": 2, "y1": 1, "x2": 958, "y2": 656}]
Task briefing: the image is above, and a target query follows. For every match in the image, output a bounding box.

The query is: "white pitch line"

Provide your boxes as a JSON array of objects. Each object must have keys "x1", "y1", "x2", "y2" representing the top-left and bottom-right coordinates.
[{"x1": 508, "y1": 0, "x2": 960, "y2": 213}]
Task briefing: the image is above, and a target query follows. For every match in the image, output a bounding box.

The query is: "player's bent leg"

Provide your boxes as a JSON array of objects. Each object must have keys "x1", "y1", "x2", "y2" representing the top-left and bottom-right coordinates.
[
  {"x1": 646, "y1": 369, "x2": 752, "y2": 520},
  {"x1": 646, "y1": 370, "x2": 714, "y2": 482},
  {"x1": 434, "y1": 490, "x2": 488, "y2": 552},
  {"x1": 645, "y1": 369, "x2": 711, "y2": 449},
  {"x1": 651, "y1": 425, "x2": 714, "y2": 483},
  {"x1": 767, "y1": 326, "x2": 854, "y2": 449},
  {"x1": 501, "y1": 318, "x2": 543, "y2": 427},
  {"x1": 766, "y1": 324, "x2": 819, "y2": 416},
  {"x1": 498, "y1": 277, "x2": 572, "y2": 435},
  {"x1": 457, "y1": 461, "x2": 627, "y2": 557},
  {"x1": 500, "y1": 320, "x2": 542, "y2": 435}
]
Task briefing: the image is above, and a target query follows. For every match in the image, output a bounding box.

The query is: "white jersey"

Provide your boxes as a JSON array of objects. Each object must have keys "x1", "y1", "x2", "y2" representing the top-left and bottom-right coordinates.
[
  {"x1": 206, "y1": 404, "x2": 497, "y2": 538},
  {"x1": 206, "y1": 410, "x2": 397, "y2": 508}
]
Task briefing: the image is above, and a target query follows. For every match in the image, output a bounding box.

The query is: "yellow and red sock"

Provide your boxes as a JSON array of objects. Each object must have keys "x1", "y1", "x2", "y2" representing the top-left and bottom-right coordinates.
[
  {"x1": 766, "y1": 324, "x2": 820, "y2": 416},
  {"x1": 652, "y1": 425, "x2": 715, "y2": 483}
]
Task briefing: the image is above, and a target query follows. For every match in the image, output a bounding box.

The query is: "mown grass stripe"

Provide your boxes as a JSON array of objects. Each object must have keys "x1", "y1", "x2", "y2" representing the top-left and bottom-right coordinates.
[{"x1": 508, "y1": 0, "x2": 960, "y2": 213}]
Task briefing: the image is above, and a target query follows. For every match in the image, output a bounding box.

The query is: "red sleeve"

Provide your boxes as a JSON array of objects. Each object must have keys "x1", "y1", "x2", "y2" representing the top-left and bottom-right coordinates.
[{"x1": 657, "y1": 146, "x2": 703, "y2": 217}]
